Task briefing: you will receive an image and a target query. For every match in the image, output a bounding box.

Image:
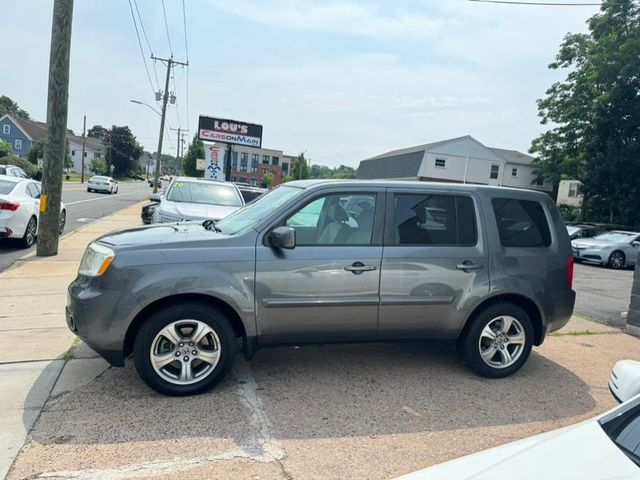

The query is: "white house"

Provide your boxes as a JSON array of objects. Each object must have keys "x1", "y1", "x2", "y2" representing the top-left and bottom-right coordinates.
[
  {"x1": 357, "y1": 135, "x2": 552, "y2": 194},
  {"x1": 67, "y1": 135, "x2": 105, "y2": 174},
  {"x1": 557, "y1": 179, "x2": 583, "y2": 207}
]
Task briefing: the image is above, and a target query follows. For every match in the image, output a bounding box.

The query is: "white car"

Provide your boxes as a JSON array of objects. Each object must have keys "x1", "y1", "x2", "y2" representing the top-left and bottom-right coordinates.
[
  {"x1": 87, "y1": 176, "x2": 118, "y2": 194},
  {"x1": 0, "y1": 176, "x2": 66, "y2": 248},
  {"x1": 152, "y1": 177, "x2": 244, "y2": 223},
  {"x1": 0, "y1": 164, "x2": 29, "y2": 178}
]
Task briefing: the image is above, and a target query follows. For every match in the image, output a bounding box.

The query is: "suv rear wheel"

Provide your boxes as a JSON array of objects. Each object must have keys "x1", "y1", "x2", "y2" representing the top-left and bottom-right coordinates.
[
  {"x1": 133, "y1": 302, "x2": 237, "y2": 396},
  {"x1": 459, "y1": 302, "x2": 533, "y2": 378}
]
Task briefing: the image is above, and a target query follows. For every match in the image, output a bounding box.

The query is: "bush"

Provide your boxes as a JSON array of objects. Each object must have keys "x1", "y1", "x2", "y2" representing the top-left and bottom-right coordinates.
[
  {"x1": 558, "y1": 203, "x2": 580, "y2": 222},
  {"x1": 1, "y1": 155, "x2": 40, "y2": 179}
]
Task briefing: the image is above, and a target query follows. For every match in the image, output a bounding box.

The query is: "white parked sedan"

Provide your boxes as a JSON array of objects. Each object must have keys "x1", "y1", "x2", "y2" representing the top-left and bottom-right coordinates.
[
  {"x1": 0, "y1": 176, "x2": 66, "y2": 248},
  {"x1": 87, "y1": 175, "x2": 118, "y2": 194}
]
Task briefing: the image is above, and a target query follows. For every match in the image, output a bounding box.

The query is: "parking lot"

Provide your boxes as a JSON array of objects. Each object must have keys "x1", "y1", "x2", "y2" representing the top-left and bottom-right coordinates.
[{"x1": 7, "y1": 314, "x2": 638, "y2": 480}]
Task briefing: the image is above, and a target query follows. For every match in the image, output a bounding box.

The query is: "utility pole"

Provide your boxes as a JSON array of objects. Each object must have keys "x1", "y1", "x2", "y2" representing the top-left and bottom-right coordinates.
[
  {"x1": 169, "y1": 127, "x2": 186, "y2": 173},
  {"x1": 627, "y1": 252, "x2": 640, "y2": 337},
  {"x1": 80, "y1": 114, "x2": 86, "y2": 183},
  {"x1": 225, "y1": 144, "x2": 233, "y2": 181},
  {"x1": 151, "y1": 56, "x2": 188, "y2": 192},
  {"x1": 37, "y1": 0, "x2": 74, "y2": 257}
]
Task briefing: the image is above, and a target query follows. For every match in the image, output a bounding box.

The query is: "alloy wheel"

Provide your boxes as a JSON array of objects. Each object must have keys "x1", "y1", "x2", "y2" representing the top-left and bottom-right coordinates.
[
  {"x1": 478, "y1": 316, "x2": 526, "y2": 369},
  {"x1": 25, "y1": 218, "x2": 36, "y2": 246},
  {"x1": 59, "y1": 210, "x2": 66, "y2": 234},
  {"x1": 150, "y1": 319, "x2": 221, "y2": 385},
  {"x1": 609, "y1": 251, "x2": 625, "y2": 269}
]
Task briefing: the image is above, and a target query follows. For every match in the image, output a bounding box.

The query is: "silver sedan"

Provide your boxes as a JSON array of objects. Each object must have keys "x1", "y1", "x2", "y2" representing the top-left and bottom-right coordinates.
[{"x1": 572, "y1": 230, "x2": 640, "y2": 269}]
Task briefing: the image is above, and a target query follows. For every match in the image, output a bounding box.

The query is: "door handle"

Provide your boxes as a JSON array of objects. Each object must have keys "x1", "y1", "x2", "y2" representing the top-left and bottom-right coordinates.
[
  {"x1": 344, "y1": 262, "x2": 377, "y2": 274},
  {"x1": 456, "y1": 261, "x2": 484, "y2": 271}
]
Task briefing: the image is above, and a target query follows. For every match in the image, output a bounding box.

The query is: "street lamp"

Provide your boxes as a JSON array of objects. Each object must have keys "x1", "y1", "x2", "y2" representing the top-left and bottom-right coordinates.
[{"x1": 130, "y1": 99, "x2": 161, "y2": 117}]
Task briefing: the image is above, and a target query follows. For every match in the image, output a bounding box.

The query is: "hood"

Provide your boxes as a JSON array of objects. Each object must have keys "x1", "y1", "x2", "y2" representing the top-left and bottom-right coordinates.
[
  {"x1": 398, "y1": 421, "x2": 637, "y2": 480},
  {"x1": 96, "y1": 222, "x2": 222, "y2": 248},
  {"x1": 571, "y1": 238, "x2": 618, "y2": 248},
  {"x1": 158, "y1": 200, "x2": 240, "y2": 221}
]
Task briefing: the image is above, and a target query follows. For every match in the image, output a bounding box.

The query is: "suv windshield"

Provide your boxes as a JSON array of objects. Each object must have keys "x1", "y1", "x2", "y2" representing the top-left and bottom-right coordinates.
[
  {"x1": 216, "y1": 185, "x2": 303, "y2": 235},
  {"x1": 166, "y1": 181, "x2": 242, "y2": 207}
]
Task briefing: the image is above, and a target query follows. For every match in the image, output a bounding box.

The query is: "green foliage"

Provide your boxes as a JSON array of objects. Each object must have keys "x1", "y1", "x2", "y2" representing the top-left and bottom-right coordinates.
[
  {"x1": 557, "y1": 204, "x2": 581, "y2": 222},
  {"x1": 0, "y1": 95, "x2": 30, "y2": 119},
  {"x1": 288, "y1": 152, "x2": 311, "y2": 181},
  {"x1": 261, "y1": 172, "x2": 273, "y2": 188},
  {"x1": 89, "y1": 158, "x2": 109, "y2": 176},
  {"x1": 105, "y1": 126, "x2": 143, "y2": 177},
  {"x1": 182, "y1": 135, "x2": 204, "y2": 177},
  {"x1": 531, "y1": 0, "x2": 640, "y2": 226},
  {"x1": 1, "y1": 155, "x2": 39, "y2": 179},
  {"x1": 310, "y1": 164, "x2": 357, "y2": 179},
  {"x1": 87, "y1": 125, "x2": 108, "y2": 139},
  {"x1": 0, "y1": 139, "x2": 12, "y2": 158},
  {"x1": 27, "y1": 141, "x2": 43, "y2": 165}
]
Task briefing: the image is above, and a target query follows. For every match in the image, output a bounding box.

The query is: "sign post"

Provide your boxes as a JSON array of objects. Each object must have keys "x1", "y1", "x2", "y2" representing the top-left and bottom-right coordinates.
[{"x1": 198, "y1": 115, "x2": 263, "y2": 182}]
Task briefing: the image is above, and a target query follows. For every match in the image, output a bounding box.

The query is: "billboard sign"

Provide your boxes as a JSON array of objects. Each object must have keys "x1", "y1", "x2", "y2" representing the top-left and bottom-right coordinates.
[
  {"x1": 204, "y1": 145, "x2": 225, "y2": 181},
  {"x1": 198, "y1": 115, "x2": 263, "y2": 148}
]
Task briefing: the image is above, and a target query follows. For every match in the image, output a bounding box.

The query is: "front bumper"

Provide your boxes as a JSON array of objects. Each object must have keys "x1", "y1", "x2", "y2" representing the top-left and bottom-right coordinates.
[
  {"x1": 66, "y1": 279, "x2": 140, "y2": 366},
  {"x1": 572, "y1": 247, "x2": 606, "y2": 263}
]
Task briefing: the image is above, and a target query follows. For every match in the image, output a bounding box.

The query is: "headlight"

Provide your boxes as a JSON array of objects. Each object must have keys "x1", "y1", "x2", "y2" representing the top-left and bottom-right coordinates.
[
  {"x1": 159, "y1": 213, "x2": 182, "y2": 223},
  {"x1": 79, "y1": 243, "x2": 115, "y2": 276}
]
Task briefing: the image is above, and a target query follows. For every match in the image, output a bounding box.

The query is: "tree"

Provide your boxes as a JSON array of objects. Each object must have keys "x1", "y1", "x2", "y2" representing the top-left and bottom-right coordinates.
[
  {"x1": 105, "y1": 126, "x2": 143, "y2": 177},
  {"x1": 89, "y1": 158, "x2": 108, "y2": 175},
  {"x1": 261, "y1": 172, "x2": 273, "y2": 188},
  {"x1": 0, "y1": 139, "x2": 12, "y2": 158},
  {"x1": 290, "y1": 151, "x2": 311, "y2": 180},
  {"x1": 87, "y1": 124, "x2": 108, "y2": 140},
  {"x1": 182, "y1": 135, "x2": 204, "y2": 177},
  {"x1": 531, "y1": 0, "x2": 640, "y2": 226},
  {"x1": 0, "y1": 95, "x2": 30, "y2": 119},
  {"x1": 2, "y1": 155, "x2": 39, "y2": 178}
]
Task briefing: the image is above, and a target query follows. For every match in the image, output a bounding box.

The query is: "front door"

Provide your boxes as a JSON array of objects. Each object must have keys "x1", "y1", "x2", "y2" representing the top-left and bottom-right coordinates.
[
  {"x1": 378, "y1": 190, "x2": 490, "y2": 340},
  {"x1": 255, "y1": 190, "x2": 383, "y2": 345}
]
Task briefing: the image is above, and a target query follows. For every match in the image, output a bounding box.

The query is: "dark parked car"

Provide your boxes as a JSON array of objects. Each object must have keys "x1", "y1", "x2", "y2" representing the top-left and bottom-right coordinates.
[
  {"x1": 140, "y1": 202, "x2": 157, "y2": 225},
  {"x1": 67, "y1": 180, "x2": 575, "y2": 396},
  {"x1": 237, "y1": 185, "x2": 267, "y2": 204}
]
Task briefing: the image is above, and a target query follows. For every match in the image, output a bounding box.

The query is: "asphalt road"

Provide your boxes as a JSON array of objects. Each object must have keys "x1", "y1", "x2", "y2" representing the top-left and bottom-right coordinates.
[
  {"x1": 0, "y1": 181, "x2": 150, "y2": 272},
  {"x1": 573, "y1": 261, "x2": 634, "y2": 326}
]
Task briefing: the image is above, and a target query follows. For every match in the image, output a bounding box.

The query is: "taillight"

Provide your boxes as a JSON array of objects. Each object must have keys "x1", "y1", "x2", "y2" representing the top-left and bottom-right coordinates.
[
  {"x1": 0, "y1": 201, "x2": 20, "y2": 212},
  {"x1": 567, "y1": 255, "x2": 574, "y2": 289}
]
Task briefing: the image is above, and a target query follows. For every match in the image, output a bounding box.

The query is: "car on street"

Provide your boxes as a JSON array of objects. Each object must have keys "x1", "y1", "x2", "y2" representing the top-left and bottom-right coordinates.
[
  {"x1": 0, "y1": 175, "x2": 66, "y2": 248},
  {"x1": 0, "y1": 164, "x2": 29, "y2": 178},
  {"x1": 66, "y1": 180, "x2": 575, "y2": 396},
  {"x1": 151, "y1": 177, "x2": 244, "y2": 223},
  {"x1": 87, "y1": 175, "x2": 118, "y2": 194},
  {"x1": 572, "y1": 230, "x2": 640, "y2": 269},
  {"x1": 399, "y1": 388, "x2": 640, "y2": 479}
]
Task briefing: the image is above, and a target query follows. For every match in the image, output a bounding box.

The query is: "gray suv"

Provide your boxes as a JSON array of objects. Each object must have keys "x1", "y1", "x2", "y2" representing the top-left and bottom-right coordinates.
[{"x1": 66, "y1": 180, "x2": 575, "y2": 396}]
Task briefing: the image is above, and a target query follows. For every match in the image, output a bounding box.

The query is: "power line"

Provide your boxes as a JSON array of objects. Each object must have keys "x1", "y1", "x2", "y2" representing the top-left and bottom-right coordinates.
[
  {"x1": 126, "y1": 0, "x2": 156, "y2": 95},
  {"x1": 161, "y1": 0, "x2": 174, "y2": 57},
  {"x1": 182, "y1": 0, "x2": 191, "y2": 134},
  {"x1": 468, "y1": 0, "x2": 603, "y2": 5},
  {"x1": 132, "y1": 0, "x2": 159, "y2": 89}
]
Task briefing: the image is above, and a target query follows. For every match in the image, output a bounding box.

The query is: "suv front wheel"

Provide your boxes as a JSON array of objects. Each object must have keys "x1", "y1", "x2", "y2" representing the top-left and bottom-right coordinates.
[
  {"x1": 459, "y1": 302, "x2": 533, "y2": 378},
  {"x1": 133, "y1": 302, "x2": 237, "y2": 395}
]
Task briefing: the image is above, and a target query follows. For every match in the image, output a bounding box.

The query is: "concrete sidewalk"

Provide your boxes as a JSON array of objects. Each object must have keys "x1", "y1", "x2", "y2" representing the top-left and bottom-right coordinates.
[{"x1": 0, "y1": 202, "x2": 144, "y2": 480}]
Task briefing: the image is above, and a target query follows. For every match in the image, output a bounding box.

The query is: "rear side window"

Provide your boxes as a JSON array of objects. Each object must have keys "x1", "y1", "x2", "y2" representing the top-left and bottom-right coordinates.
[
  {"x1": 492, "y1": 198, "x2": 551, "y2": 248},
  {"x1": 0, "y1": 180, "x2": 16, "y2": 195},
  {"x1": 394, "y1": 194, "x2": 477, "y2": 246}
]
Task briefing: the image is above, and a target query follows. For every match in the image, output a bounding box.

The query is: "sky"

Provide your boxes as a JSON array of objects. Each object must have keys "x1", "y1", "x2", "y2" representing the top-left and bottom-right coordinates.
[{"x1": 2, "y1": 0, "x2": 600, "y2": 168}]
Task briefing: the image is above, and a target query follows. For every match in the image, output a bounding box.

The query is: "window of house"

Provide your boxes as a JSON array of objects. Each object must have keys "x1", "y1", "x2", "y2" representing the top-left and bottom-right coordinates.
[
  {"x1": 435, "y1": 158, "x2": 446, "y2": 168},
  {"x1": 71, "y1": 149, "x2": 76, "y2": 156},
  {"x1": 240, "y1": 153, "x2": 248, "y2": 172},
  {"x1": 490, "y1": 165, "x2": 500, "y2": 180},
  {"x1": 15, "y1": 139, "x2": 22, "y2": 150},
  {"x1": 3, "y1": 124, "x2": 10, "y2": 134},
  {"x1": 251, "y1": 178, "x2": 257, "y2": 186},
  {"x1": 262, "y1": 167, "x2": 269, "y2": 174},
  {"x1": 231, "y1": 176, "x2": 236, "y2": 182},
  {"x1": 394, "y1": 194, "x2": 477, "y2": 246},
  {"x1": 568, "y1": 182, "x2": 580, "y2": 197},
  {"x1": 251, "y1": 154, "x2": 259, "y2": 173},
  {"x1": 262, "y1": 155, "x2": 270, "y2": 164},
  {"x1": 272, "y1": 156, "x2": 279, "y2": 166},
  {"x1": 95, "y1": 152, "x2": 101, "y2": 159},
  {"x1": 238, "y1": 176, "x2": 247, "y2": 183},
  {"x1": 535, "y1": 176, "x2": 544, "y2": 186},
  {"x1": 285, "y1": 193, "x2": 377, "y2": 246},
  {"x1": 492, "y1": 198, "x2": 551, "y2": 248},
  {"x1": 511, "y1": 168, "x2": 518, "y2": 177},
  {"x1": 282, "y1": 162, "x2": 289, "y2": 175}
]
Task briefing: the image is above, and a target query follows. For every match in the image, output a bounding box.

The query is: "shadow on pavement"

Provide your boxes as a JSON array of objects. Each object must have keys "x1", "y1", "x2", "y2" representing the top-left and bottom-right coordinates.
[{"x1": 25, "y1": 341, "x2": 594, "y2": 446}]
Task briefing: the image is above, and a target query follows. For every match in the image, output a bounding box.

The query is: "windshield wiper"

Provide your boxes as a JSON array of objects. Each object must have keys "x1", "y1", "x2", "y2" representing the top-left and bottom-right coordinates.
[{"x1": 202, "y1": 219, "x2": 222, "y2": 233}]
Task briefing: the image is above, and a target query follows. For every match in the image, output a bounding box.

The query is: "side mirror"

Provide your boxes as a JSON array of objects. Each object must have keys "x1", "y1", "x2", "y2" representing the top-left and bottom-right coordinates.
[
  {"x1": 149, "y1": 193, "x2": 161, "y2": 202},
  {"x1": 269, "y1": 226, "x2": 295, "y2": 250},
  {"x1": 632, "y1": 241, "x2": 640, "y2": 248}
]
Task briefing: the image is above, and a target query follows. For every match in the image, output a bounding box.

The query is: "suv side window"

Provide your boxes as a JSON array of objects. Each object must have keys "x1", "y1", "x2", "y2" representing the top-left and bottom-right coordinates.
[
  {"x1": 492, "y1": 198, "x2": 551, "y2": 248},
  {"x1": 394, "y1": 194, "x2": 476, "y2": 246},
  {"x1": 285, "y1": 193, "x2": 377, "y2": 246}
]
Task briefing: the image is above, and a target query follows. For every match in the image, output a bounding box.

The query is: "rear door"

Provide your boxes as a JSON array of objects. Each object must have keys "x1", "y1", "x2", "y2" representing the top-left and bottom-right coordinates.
[{"x1": 378, "y1": 188, "x2": 489, "y2": 340}]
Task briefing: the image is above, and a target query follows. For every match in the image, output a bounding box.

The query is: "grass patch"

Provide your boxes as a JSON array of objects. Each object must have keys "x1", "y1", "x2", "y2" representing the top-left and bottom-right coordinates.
[
  {"x1": 63, "y1": 337, "x2": 80, "y2": 361},
  {"x1": 550, "y1": 330, "x2": 625, "y2": 337}
]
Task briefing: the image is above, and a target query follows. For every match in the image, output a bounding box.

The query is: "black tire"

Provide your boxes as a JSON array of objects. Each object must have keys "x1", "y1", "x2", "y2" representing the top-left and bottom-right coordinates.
[
  {"x1": 87, "y1": 188, "x2": 91, "y2": 192},
  {"x1": 459, "y1": 302, "x2": 534, "y2": 378},
  {"x1": 133, "y1": 302, "x2": 238, "y2": 396},
  {"x1": 59, "y1": 209, "x2": 66, "y2": 235},
  {"x1": 607, "y1": 250, "x2": 625, "y2": 269},
  {"x1": 21, "y1": 216, "x2": 37, "y2": 248}
]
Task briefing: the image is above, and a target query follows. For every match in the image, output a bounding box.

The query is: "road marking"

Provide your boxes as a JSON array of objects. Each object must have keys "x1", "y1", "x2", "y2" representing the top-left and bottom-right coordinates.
[
  {"x1": 65, "y1": 193, "x2": 138, "y2": 206},
  {"x1": 75, "y1": 218, "x2": 96, "y2": 223}
]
